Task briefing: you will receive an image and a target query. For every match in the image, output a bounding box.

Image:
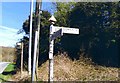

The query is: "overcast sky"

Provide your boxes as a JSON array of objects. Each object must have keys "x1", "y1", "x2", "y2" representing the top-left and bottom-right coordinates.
[{"x1": 0, "y1": 2, "x2": 54, "y2": 47}]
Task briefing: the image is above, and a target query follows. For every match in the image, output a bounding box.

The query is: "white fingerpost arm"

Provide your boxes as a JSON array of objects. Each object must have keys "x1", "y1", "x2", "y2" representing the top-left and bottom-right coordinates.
[{"x1": 54, "y1": 26, "x2": 79, "y2": 34}]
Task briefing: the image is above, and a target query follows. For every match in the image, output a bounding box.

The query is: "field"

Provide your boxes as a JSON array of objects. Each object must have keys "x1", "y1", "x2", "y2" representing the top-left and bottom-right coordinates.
[{"x1": 0, "y1": 46, "x2": 16, "y2": 62}]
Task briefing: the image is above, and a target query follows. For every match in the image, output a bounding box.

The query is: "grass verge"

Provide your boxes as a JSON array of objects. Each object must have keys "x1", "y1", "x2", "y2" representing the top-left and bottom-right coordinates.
[{"x1": 0, "y1": 63, "x2": 15, "y2": 82}]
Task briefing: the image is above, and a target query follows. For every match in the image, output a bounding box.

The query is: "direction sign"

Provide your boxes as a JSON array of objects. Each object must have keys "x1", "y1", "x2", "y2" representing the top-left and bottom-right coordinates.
[
  {"x1": 51, "y1": 29, "x2": 63, "y2": 40},
  {"x1": 62, "y1": 28, "x2": 79, "y2": 34},
  {"x1": 53, "y1": 26, "x2": 79, "y2": 34},
  {"x1": 48, "y1": 15, "x2": 79, "y2": 82}
]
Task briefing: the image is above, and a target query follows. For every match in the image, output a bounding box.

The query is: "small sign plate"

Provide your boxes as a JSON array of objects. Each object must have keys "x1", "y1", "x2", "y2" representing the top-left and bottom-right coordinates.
[{"x1": 51, "y1": 29, "x2": 63, "y2": 40}]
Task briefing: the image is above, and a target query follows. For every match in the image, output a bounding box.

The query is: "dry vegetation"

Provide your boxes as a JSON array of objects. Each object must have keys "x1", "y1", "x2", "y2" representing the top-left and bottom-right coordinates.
[
  {"x1": 38, "y1": 54, "x2": 119, "y2": 81},
  {"x1": 10, "y1": 53, "x2": 119, "y2": 81},
  {"x1": 11, "y1": 71, "x2": 30, "y2": 81}
]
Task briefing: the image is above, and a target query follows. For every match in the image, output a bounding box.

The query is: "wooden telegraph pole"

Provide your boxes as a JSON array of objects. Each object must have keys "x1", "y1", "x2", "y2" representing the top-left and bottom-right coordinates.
[
  {"x1": 32, "y1": 0, "x2": 42, "y2": 81},
  {"x1": 36, "y1": 0, "x2": 42, "y2": 79}
]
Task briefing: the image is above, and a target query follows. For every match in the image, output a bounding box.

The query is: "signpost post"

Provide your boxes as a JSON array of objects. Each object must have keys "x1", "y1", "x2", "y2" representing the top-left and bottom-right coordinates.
[
  {"x1": 49, "y1": 24, "x2": 55, "y2": 82},
  {"x1": 48, "y1": 15, "x2": 79, "y2": 82}
]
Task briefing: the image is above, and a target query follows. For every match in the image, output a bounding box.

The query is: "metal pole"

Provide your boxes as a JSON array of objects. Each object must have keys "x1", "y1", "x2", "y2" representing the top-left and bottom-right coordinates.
[
  {"x1": 49, "y1": 25, "x2": 54, "y2": 82},
  {"x1": 32, "y1": 31, "x2": 38, "y2": 81},
  {"x1": 28, "y1": 0, "x2": 34, "y2": 75}
]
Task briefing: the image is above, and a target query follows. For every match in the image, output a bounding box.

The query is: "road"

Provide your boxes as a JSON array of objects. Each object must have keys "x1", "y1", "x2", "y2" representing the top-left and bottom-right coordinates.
[{"x1": 0, "y1": 62, "x2": 10, "y2": 74}]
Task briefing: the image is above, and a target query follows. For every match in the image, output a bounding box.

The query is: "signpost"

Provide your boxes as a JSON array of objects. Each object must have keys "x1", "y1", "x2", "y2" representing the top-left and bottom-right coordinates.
[{"x1": 48, "y1": 15, "x2": 79, "y2": 82}]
